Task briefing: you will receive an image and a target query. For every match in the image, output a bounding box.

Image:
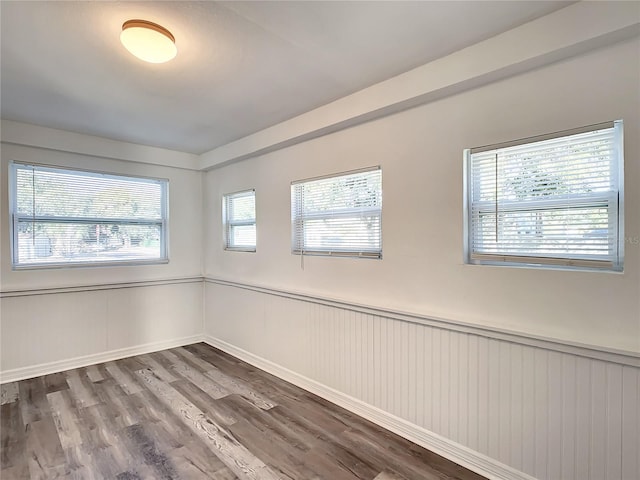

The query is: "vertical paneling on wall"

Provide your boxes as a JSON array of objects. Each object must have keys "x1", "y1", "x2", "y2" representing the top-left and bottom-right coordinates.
[
  {"x1": 205, "y1": 282, "x2": 639, "y2": 480},
  {"x1": 1, "y1": 282, "x2": 203, "y2": 374}
]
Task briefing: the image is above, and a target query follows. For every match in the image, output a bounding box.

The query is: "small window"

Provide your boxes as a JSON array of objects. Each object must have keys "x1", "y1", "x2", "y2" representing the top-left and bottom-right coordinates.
[
  {"x1": 464, "y1": 120, "x2": 623, "y2": 271},
  {"x1": 223, "y1": 189, "x2": 256, "y2": 251},
  {"x1": 291, "y1": 167, "x2": 382, "y2": 258},
  {"x1": 10, "y1": 162, "x2": 168, "y2": 268}
]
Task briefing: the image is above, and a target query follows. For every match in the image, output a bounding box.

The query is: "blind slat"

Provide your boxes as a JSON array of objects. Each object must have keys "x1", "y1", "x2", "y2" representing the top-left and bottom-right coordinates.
[
  {"x1": 466, "y1": 121, "x2": 622, "y2": 270},
  {"x1": 291, "y1": 168, "x2": 382, "y2": 258},
  {"x1": 11, "y1": 162, "x2": 168, "y2": 267},
  {"x1": 223, "y1": 190, "x2": 256, "y2": 251}
]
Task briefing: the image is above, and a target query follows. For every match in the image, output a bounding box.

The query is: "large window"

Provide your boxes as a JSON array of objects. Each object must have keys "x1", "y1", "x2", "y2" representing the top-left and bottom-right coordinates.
[
  {"x1": 291, "y1": 167, "x2": 382, "y2": 258},
  {"x1": 10, "y1": 162, "x2": 168, "y2": 268},
  {"x1": 464, "y1": 120, "x2": 623, "y2": 271},
  {"x1": 223, "y1": 189, "x2": 256, "y2": 251}
]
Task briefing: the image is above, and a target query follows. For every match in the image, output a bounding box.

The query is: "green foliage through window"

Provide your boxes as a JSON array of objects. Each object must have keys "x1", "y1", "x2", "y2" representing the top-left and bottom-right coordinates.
[
  {"x1": 11, "y1": 163, "x2": 168, "y2": 267},
  {"x1": 465, "y1": 121, "x2": 623, "y2": 270}
]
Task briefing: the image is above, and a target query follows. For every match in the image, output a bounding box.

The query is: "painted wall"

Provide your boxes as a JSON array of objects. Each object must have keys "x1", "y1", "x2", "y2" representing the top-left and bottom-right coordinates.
[
  {"x1": 0, "y1": 5, "x2": 637, "y2": 479},
  {"x1": 0, "y1": 139, "x2": 203, "y2": 378},
  {"x1": 203, "y1": 36, "x2": 640, "y2": 480},
  {"x1": 204, "y1": 281, "x2": 639, "y2": 480},
  {"x1": 0, "y1": 142, "x2": 203, "y2": 290},
  {"x1": 204, "y1": 38, "x2": 640, "y2": 354},
  {"x1": 1, "y1": 282, "x2": 202, "y2": 379}
]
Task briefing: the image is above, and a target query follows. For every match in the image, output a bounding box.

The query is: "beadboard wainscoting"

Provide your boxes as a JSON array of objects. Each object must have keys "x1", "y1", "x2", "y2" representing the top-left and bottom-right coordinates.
[
  {"x1": 0, "y1": 278, "x2": 203, "y2": 383},
  {"x1": 204, "y1": 278, "x2": 640, "y2": 480}
]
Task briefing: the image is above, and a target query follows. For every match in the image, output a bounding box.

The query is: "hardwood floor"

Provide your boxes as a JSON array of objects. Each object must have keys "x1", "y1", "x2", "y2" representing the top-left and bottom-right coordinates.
[{"x1": 1, "y1": 343, "x2": 486, "y2": 480}]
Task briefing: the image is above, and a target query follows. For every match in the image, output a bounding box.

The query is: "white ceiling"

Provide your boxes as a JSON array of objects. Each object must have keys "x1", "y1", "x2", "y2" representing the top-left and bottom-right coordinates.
[{"x1": 1, "y1": 1, "x2": 572, "y2": 155}]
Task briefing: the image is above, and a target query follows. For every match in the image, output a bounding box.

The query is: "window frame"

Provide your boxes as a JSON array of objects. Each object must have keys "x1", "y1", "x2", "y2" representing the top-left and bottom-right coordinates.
[
  {"x1": 9, "y1": 161, "x2": 169, "y2": 269},
  {"x1": 291, "y1": 166, "x2": 382, "y2": 259},
  {"x1": 222, "y1": 189, "x2": 256, "y2": 252},
  {"x1": 463, "y1": 120, "x2": 624, "y2": 272}
]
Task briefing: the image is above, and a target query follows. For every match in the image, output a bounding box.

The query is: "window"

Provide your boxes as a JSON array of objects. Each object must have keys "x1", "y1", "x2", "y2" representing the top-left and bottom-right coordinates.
[
  {"x1": 464, "y1": 120, "x2": 623, "y2": 271},
  {"x1": 10, "y1": 162, "x2": 168, "y2": 268},
  {"x1": 223, "y1": 189, "x2": 256, "y2": 251},
  {"x1": 291, "y1": 167, "x2": 382, "y2": 258}
]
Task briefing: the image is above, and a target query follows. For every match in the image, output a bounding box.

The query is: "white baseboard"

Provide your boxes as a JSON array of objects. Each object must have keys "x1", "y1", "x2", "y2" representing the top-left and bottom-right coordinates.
[
  {"x1": 0, "y1": 334, "x2": 203, "y2": 384},
  {"x1": 0, "y1": 329, "x2": 537, "y2": 480},
  {"x1": 203, "y1": 334, "x2": 537, "y2": 480}
]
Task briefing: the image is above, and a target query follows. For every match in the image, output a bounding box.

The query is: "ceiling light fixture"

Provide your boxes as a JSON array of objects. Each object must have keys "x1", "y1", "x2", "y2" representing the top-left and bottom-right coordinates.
[{"x1": 120, "y1": 19, "x2": 177, "y2": 64}]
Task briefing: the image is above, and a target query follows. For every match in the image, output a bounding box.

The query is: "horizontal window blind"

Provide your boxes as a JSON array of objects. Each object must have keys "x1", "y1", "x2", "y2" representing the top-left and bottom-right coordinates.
[
  {"x1": 11, "y1": 162, "x2": 168, "y2": 267},
  {"x1": 223, "y1": 190, "x2": 256, "y2": 251},
  {"x1": 465, "y1": 121, "x2": 623, "y2": 270},
  {"x1": 291, "y1": 167, "x2": 382, "y2": 258}
]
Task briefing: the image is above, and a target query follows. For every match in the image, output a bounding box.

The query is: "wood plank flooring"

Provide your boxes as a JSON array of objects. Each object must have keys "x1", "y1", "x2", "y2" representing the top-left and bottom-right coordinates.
[{"x1": 1, "y1": 343, "x2": 486, "y2": 480}]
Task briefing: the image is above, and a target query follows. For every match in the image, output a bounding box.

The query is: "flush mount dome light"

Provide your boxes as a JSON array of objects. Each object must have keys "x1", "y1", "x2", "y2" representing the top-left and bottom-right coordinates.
[{"x1": 120, "y1": 19, "x2": 176, "y2": 64}]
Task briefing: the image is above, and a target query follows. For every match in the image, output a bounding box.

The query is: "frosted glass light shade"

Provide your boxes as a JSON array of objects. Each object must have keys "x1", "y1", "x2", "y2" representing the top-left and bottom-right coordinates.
[{"x1": 120, "y1": 20, "x2": 176, "y2": 64}]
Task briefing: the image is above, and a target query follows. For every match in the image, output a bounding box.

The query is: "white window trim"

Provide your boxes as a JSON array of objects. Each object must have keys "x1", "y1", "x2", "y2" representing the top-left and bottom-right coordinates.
[
  {"x1": 9, "y1": 161, "x2": 169, "y2": 269},
  {"x1": 463, "y1": 121, "x2": 624, "y2": 272},
  {"x1": 223, "y1": 189, "x2": 256, "y2": 252},
  {"x1": 291, "y1": 166, "x2": 382, "y2": 259}
]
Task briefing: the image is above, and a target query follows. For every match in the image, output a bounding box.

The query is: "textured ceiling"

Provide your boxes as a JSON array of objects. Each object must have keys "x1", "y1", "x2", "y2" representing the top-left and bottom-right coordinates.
[{"x1": 1, "y1": 1, "x2": 571, "y2": 154}]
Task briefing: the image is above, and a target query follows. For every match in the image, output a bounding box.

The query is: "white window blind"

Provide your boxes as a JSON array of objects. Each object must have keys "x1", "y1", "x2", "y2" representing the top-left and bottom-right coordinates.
[
  {"x1": 10, "y1": 162, "x2": 168, "y2": 268},
  {"x1": 223, "y1": 190, "x2": 256, "y2": 251},
  {"x1": 291, "y1": 167, "x2": 382, "y2": 258},
  {"x1": 465, "y1": 120, "x2": 623, "y2": 271}
]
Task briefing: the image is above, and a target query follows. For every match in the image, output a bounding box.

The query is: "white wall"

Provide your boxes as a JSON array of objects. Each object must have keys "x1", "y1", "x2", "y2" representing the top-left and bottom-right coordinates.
[
  {"x1": 2, "y1": 282, "x2": 202, "y2": 379},
  {"x1": 204, "y1": 281, "x2": 639, "y2": 480},
  {"x1": 203, "y1": 37, "x2": 640, "y2": 480},
  {"x1": 204, "y1": 38, "x2": 640, "y2": 354},
  {"x1": 0, "y1": 138, "x2": 203, "y2": 379},
  {"x1": 0, "y1": 5, "x2": 637, "y2": 480},
  {"x1": 0, "y1": 142, "x2": 203, "y2": 290}
]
